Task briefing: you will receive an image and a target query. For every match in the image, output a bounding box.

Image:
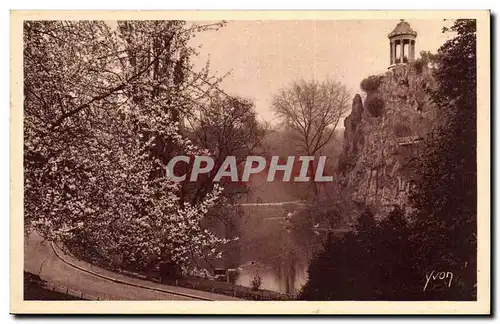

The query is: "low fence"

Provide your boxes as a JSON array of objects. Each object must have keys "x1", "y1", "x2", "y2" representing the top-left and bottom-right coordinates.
[
  {"x1": 54, "y1": 242, "x2": 290, "y2": 300},
  {"x1": 24, "y1": 272, "x2": 108, "y2": 301},
  {"x1": 38, "y1": 281, "x2": 107, "y2": 300}
]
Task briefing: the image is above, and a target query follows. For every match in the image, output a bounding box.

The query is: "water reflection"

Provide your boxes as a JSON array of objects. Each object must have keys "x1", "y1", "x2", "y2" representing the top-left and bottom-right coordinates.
[
  {"x1": 232, "y1": 206, "x2": 322, "y2": 294},
  {"x1": 236, "y1": 262, "x2": 307, "y2": 294}
]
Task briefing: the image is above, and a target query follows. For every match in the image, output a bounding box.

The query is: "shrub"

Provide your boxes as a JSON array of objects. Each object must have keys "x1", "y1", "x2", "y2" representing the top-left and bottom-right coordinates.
[
  {"x1": 360, "y1": 75, "x2": 382, "y2": 92},
  {"x1": 227, "y1": 269, "x2": 239, "y2": 284},
  {"x1": 364, "y1": 94, "x2": 385, "y2": 117},
  {"x1": 412, "y1": 59, "x2": 425, "y2": 74},
  {"x1": 250, "y1": 274, "x2": 262, "y2": 291},
  {"x1": 393, "y1": 123, "x2": 412, "y2": 137},
  {"x1": 298, "y1": 208, "x2": 416, "y2": 301},
  {"x1": 417, "y1": 100, "x2": 424, "y2": 112}
]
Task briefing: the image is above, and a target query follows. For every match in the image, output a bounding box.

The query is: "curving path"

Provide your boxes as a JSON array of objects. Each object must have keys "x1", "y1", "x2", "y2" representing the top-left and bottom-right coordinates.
[
  {"x1": 235, "y1": 200, "x2": 307, "y2": 207},
  {"x1": 24, "y1": 232, "x2": 240, "y2": 300}
]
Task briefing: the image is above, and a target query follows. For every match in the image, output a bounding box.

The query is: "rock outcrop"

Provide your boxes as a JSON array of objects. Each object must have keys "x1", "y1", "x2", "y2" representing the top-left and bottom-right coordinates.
[{"x1": 338, "y1": 63, "x2": 437, "y2": 218}]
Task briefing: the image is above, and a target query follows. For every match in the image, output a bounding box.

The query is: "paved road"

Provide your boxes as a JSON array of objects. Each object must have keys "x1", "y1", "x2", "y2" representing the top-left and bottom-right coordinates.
[
  {"x1": 24, "y1": 232, "x2": 240, "y2": 300},
  {"x1": 236, "y1": 200, "x2": 307, "y2": 207}
]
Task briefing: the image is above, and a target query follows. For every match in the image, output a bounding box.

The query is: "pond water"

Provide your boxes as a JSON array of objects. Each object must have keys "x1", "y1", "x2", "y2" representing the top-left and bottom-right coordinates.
[
  {"x1": 230, "y1": 206, "x2": 323, "y2": 294},
  {"x1": 235, "y1": 256, "x2": 309, "y2": 294}
]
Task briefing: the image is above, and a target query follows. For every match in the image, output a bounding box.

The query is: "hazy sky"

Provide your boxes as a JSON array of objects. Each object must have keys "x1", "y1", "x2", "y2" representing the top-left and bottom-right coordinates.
[{"x1": 189, "y1": 19, "x2": 453, "y2": 124}]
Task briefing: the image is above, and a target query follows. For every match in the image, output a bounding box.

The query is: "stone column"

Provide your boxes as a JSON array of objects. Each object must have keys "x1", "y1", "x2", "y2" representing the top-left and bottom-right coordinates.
[
  {"x1": 395, "y1": 39, "x2": 400, "y2": 63},
  {"x1": 389, "y1": 41, "x2": 392, "y2": 65},
  {"x1": 408, "y1": 40, "x2": 413, "y2": 62},
  {"x1": 393, "y1": 40, "x2": 396, "y2": 63},
  {"x1": 390, "y1": 41, "x2": 394, "y2": 65},
  {"x1": 401, "y1": 39, "x2": 405, "y2": 63},
  {"x1": 408, "y1": 40, "x2": 411, "y2": 61},
  {"x1": 400, "y1": 40, "x2": 403, "y2": 62},
  {"x1": 411, "y1": 40, "x2": 416, "y2": 61}
]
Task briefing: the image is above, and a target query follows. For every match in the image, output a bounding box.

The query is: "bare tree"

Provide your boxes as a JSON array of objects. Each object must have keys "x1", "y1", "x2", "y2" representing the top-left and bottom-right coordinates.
[
  {"x1": 272, "y1": 79, "x2": 350, "y2": 157},
  {"x1": 24, "y1": 20, "x2": 231, "y2": 273},
  {"x1": 272, "y1": 79, "x2": 350, "y2": 195},
  {"x1": 184, "y1": 95, "x2": 268, "y2": 269},
  {"x1": 186, "y1": 95, "x2": 268, "y2": 205}
]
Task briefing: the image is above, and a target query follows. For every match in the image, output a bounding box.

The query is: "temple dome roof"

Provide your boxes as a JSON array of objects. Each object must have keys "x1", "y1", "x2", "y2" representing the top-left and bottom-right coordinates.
[{"x1": 388, "y1": 19, "x2": 417, "y2": 38}]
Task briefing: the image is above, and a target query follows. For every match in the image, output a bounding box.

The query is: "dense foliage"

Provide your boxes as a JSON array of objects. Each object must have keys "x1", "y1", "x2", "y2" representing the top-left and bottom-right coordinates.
[
  {"x1": 360, "y1": 75, "x2": 382, "y2": 92},
  {"x1": 364, "y1": 94, "x2": 385, "y2": 117},
  {"x1": 300, "y1": 208, "x2": 418, "y2": 300},
  {"x1": 23, "y1": 20, "x2": 250, "y2": 273},
  {"x1": 410, "y1": 19, "x2": 477, "y2": 300},
  {"x1": 300, "y1": 19, "x2": 477, "y2": 300}
]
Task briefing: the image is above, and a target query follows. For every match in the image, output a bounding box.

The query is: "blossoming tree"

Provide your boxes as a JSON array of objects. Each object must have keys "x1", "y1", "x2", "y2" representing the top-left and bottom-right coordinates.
[{"x1": 24, "y1": 20, "x2": 232, "y2": 272}]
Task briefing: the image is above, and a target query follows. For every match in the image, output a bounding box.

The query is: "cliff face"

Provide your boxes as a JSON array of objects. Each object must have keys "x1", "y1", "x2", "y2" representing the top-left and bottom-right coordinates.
[{"x1": 338, "y1": 64, "x2": 437, "y2": 218}]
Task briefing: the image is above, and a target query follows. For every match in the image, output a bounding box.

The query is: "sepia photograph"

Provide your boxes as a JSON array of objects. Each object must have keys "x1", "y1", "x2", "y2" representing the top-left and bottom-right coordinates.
[{"x1": 10, "y1": 10, "x2": 490, "y2": 315}]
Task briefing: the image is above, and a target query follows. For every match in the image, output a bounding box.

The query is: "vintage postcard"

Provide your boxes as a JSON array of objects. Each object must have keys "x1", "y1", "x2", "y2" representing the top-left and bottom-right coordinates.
[{"x1": 10, "y1": 10, "x2": 490, "y2": 315}]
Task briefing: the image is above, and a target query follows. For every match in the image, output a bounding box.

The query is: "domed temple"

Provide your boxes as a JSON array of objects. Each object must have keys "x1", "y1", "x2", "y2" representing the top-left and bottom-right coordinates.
[
  {"x1": 388, "y1": 19, "x2": 418, "y2": 66},
  {"x1": 338, "y1": 19, "x2": 439, "y2": 220}
]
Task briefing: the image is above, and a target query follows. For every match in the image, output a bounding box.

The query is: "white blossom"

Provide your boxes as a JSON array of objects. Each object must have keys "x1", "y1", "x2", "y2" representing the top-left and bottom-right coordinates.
[{"x1": 24, "y1": 20, "x2": 231, "y2": 272}]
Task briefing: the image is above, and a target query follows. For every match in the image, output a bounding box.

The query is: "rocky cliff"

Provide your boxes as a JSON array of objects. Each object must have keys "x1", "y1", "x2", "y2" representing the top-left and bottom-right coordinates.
[{"x1": 338, "y1": 63, "x2": 437, "y2": 218}]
